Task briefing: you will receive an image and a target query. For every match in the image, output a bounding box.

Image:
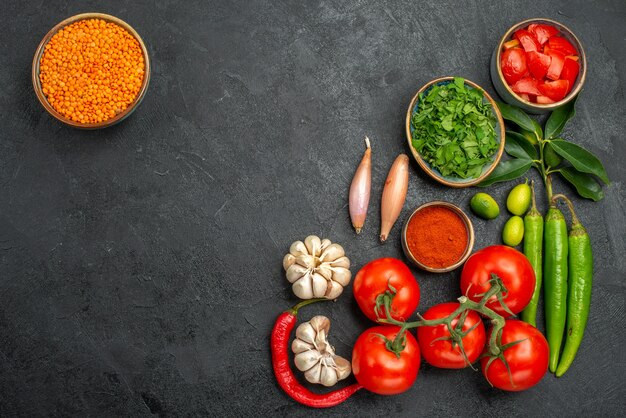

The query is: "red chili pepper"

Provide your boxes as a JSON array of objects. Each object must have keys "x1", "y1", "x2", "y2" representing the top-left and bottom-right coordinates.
[{"x1": 271, "y1": 299, "x2": 362, "y2": 408}]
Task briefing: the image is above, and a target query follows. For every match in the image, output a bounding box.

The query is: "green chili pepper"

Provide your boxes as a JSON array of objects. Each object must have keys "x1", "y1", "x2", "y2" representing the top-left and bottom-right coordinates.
[
  {"x1": 544, "y1": 204, "x2": 568, "y2": 373},
  {"x1": 521, "y1": 181, "x2": 543, "y2": 327},
  {"x1": 554, "y1": 195, "x2": 593, "y2": 377}
]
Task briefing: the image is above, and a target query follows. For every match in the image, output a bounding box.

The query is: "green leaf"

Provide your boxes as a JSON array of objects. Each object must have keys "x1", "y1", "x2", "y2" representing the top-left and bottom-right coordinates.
[
  {"x1": 496, "y1": 102, "x2": 537, "y2": 134},
  {"x1": 478, "y1": 158, "x2": 533, "y2": 187},
  {"x1": 544, "y1": 95, "x2": 578, "y2": 139},
  {"x1": 559, "y1": 167, "x2": 605, "y2": 201},
  {"x1": 550, "y1": 139, "x2": 610, "y2": 184},
  {"x1": 505, "y1": 131, "x2": 538, "y2": 160}
]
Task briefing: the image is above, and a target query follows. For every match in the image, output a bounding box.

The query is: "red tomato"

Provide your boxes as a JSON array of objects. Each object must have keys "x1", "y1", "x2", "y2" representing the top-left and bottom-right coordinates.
[
  {"x1": 417, "y1": 302, "x2": 486, "y2": 369},
  {"x1": 528, "y1": 23, "x2": 560, "y2": 45},
  {"x1": 511, "y1": 77, "x2": 541, "y2": 96},
  {"x1": 514, "y1": 29, "x2": 541, "y2": 52},
  {"x1": 480, "y1": 320, "x2": 549, "y2": 391},
  {"x1": 560, "y1": 57, "x2": 580, "y2": 89},
  {"x1": 500, "y1": 48, "x2": 527, "y2": 85},
  {"x1": 548, "y1": 36, "x2": 578, "y2": 56},
  {"x1": 546, "y1": 50, "x2": 565, "y2": 80},
  {"x1": 527, "y1": 51, "x2": 551, "y2": 80},
  {"x1": 352, "y1": 326, "x2": 420, "y2": 395},
  {"x1": 353, "y1": 258, "x2": 419, "y2": 323},
  {"x1": 539, "y1": 80, "x2": 570, "y2": 101},
  {"x1": 460, "y1": 245, "x2": 535, "y2": 316}
]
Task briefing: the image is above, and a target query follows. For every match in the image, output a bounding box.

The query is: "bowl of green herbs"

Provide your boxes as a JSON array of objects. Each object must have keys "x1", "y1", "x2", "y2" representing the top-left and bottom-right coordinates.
[{"x1": 405, "y1": 77, "x2": 505, "y2": 187}]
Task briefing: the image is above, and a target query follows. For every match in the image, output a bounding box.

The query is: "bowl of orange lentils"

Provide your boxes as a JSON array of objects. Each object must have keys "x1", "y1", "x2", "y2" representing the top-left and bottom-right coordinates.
[{"x1": 32, "y1": 13, "x2": 150, "y2": 129}]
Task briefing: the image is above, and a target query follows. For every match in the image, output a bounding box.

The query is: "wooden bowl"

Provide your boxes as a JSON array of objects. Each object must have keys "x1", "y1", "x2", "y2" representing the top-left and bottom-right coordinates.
[
  {"x1": 490, "y1": 18, "x2": 586, "y2": 114},
  {"x1": 32, "y1": 13, "x2": 150, "y2": 129},
  {"x1": 405, "y1": 77, "x2": 505, "y2": 188},
  {"x1": 401, "y1": 201, "x2": 475, "y2": 273}
]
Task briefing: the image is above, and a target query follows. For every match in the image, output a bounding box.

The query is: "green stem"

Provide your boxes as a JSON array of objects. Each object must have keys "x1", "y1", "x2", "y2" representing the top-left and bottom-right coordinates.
[
  {"x1": 288, "y1": 298, "x2": 327, "y2": 315},
  {"x1": 381, "y1": 278, "x2": 507, "y2": 357},
  {"x1": 553, "y1": 194, "x2": 580, "y2": 225}
]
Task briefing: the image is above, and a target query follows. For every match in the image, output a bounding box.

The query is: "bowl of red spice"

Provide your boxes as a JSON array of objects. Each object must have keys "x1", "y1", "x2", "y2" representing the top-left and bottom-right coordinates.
[
  {"x1": 32, "y1": 13, "x2": 150, "y2": 128},
  {"x1": 401, "y1": 201, "x2": 474, "y2": 273}
]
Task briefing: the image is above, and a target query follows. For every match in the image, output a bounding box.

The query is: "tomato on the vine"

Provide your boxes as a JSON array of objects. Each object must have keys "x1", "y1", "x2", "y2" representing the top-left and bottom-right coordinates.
[
  {"x1": 353, "y1": 258, "x2": 420, "y2": 322},
  {"x1": 417, "y1": 302, "x2": 486, "y2": 369},
  {"x1": 481, "y1": 320, "x2": 549, "y2": 391},
  {"x1": 351, "y1": 326, "x2": 420, "y2": 395},
  {"x1": 460, "y1": 245, "x2": 535, "y2": 316}
]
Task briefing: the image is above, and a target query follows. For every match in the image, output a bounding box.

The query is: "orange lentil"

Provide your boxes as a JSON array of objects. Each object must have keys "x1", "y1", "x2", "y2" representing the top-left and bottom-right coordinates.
[{"x1": 39, "y1": 18, "x2": 144, "y2": 124}]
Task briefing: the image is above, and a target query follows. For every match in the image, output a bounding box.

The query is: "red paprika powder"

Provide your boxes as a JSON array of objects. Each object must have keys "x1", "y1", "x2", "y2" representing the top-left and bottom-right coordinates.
[{"x1": 405, "y1": 205, "x2": 468, "y2": 268}]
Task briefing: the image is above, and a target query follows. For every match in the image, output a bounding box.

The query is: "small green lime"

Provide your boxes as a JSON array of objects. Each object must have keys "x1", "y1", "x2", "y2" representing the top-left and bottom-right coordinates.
[
  {"x1": 507, "y1": 182, "x2": 532, "y2": 215},
  {"x1": 544, "y1": 143, "x2": 563, "y2": 168},
  {"x1": 503, "y1": 216, "x2": 524, "y2": 246},
  {"x1": 470, "y1": 193, "x2": 500, "y2": 220}
]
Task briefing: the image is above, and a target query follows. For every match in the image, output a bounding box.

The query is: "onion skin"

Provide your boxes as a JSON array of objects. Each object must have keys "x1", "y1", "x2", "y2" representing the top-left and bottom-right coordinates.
[
  {"x1": 349, "y1": 137, "x2": 372, "y2": 234},
  {"x1": 380, "y1": 154, "x2": 409, "y2": 242}
]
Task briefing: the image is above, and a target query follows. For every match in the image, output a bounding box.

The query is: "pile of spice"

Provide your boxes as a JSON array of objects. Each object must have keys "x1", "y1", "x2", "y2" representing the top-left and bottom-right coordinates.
[
  {"x1": 405, "y1": 205, "x2": 468, "y2": 268},
  {"x1": 39, "y1": 18, "x2": 145, "y2": 124}
]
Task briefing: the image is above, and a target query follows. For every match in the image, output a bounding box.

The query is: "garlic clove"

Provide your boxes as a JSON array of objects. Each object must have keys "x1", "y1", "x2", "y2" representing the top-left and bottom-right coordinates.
[
  {"x1": 295, "y1": 350, "x2": 322, "y2": 372},
  {"x1": 328, "y1": 256, "x2": 350, "y2": 269},
  {"x1": 295, "y1": 322, "x2": 317, "y2": 345},
  {"x1": 304, "y1": 235, "x2": 322, "y2": 257},
  {"x1": 290, "y1": 240, "x2": 309, "y2": 257},
  {"x1": 304, "y1": 361, "x2": 323, "y2": 384},
  {"x1": 320, "y1": 364, "x2": 339, "y2": 387},
  {"x1": 316, "y1": 265, "x2": 333, "y2": 281},
  {"x1": 283, "y1": 253, "x2": 296, "y2": 271},
  {"x1": 325, "y1": 280, "x2": 344, "y2": 300},
  {"x1": 286, "y1": 264, "x2": 309, "y2": 283},
  {"x1": 334, "y1": 355, "x2": 352, "y2": 380},
  {"x1": 330, "y1": 267, "x2": 352, "y2": 287},
  {"x1": 319, "y1": 243, "x2": 345, "y2": 263},
  {"x1": 296, "y1": 254, "x2": 317, "y2": 269},
  {"x1": 311, "y1": 273, "x2": 328, "y2": 298},
  {"x1": 309, "y1": 316, "x2": 331, "y2": 335},
  {"x1": 291, "y1": 338, "x2": 314, "y2": 354},
  {"x1": 320, "y1": 238, "x2": 332, "y2": 252},
  {"x1": 292, "y1": 276, "x2": 314, "y2": 299}
]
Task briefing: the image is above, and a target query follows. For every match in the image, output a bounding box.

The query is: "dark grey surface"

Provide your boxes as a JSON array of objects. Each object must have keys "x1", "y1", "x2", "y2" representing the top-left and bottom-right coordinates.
[{"x1": 1, "y1": 0, "x2": 625, "y2": 416}]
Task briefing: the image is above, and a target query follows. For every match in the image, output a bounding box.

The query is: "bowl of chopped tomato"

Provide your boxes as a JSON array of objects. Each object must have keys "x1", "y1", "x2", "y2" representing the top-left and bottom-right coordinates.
[{"x1": 491, "y1": 18, "x2": 586, "y2": 114}]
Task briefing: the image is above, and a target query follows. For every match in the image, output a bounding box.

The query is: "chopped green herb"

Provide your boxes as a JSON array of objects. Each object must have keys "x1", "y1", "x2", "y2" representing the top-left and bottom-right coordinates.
[{"x1": 411, "y1": 78, "x2": 498, "y2": 179}]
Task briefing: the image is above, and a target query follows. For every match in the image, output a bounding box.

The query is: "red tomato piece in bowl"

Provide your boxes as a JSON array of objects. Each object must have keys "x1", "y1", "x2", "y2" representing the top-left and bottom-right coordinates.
[
  {"x1": 501, "y1": 48, "x2": 527, "y2": 85},
  {"x1": 548, "y1": 36, "x2": 578, "y2": 56},
  {"x1": 514, "y1": 29, "x2": 541, "y2": 52},
  {"x1": 546, "y1": 49, "x2": 566, "y2": 80},
  {"x1": 560, "y1": 57, "x2": 580, "y2": 89},
  {"x1": 527, "y1": 51, "x2": 552, "y2": 80},
  {"x1": 528, "y1": 23, "x2": 560, "y2": 45},
  {"x1": 512, "y1": 77, "x2": 541, "y2": 96},
  {"x1": 539, "y1": 80, "x2": 569, "y2": 101}
]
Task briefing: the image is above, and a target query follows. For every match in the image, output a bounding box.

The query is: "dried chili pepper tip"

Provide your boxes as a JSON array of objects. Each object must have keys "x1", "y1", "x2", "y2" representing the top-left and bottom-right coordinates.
[{"x1": 39, "y1": 18, "x2": 145, "y2": 124}]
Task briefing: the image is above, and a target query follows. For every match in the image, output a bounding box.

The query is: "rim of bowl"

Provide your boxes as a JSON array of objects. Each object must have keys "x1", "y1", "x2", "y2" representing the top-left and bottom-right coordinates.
[
  {"x1": 401, "y1": 201, "x2": 475, "y2": 273},
  {"x1": 405, "y1": 77, "x2": 506, "y2": 188},
  {"x1": 495, "y1": 18, "x2": 587, "y2": 110},
  {"x1": 32, "y1": 12, "x2": 151, "y2": 129}
]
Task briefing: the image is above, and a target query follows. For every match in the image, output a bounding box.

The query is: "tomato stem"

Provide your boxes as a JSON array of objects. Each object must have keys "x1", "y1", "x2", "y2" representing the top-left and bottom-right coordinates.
[{"x1": 379, "y1": 276, "x2": 510, "y2": 363}]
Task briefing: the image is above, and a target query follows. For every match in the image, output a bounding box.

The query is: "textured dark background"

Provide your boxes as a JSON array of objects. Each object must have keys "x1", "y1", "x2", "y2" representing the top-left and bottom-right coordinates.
[{"x1": 1, "y1": 0, "x2": 625, "y2": 416}]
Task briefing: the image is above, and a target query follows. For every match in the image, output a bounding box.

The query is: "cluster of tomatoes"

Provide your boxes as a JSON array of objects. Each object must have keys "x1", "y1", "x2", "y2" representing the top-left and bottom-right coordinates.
[{"x1": 350, "y1": 246, "x2": 549, "y2": 393}]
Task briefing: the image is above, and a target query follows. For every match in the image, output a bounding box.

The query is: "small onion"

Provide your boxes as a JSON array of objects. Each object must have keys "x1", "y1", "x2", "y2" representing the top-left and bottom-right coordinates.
[
  {"x1": 349, "y1": 137, "x2": 372, "y2": 234},
  {"x1": 380, "y1": 154, "x2": 409, "y2": 242}
]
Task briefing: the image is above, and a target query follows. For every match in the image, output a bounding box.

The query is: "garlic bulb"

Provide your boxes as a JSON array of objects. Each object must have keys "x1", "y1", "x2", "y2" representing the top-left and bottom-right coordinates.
[
  {"x1": 283, "y1": 235, "x2": 351, "y2": 300},
  {"x1": 291, "y1": 316, "x2": 351, "y2": 387}
]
